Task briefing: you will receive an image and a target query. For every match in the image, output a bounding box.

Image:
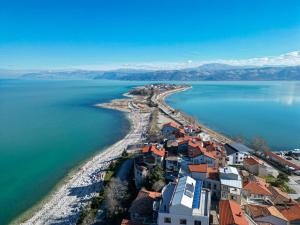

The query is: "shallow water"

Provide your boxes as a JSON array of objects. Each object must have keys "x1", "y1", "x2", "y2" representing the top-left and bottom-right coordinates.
[{"x1": 0, "y1": 79, "x2": 137, "y2": 224}]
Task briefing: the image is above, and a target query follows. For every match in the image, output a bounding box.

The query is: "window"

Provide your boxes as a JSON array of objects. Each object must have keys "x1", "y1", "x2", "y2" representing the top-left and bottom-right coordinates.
[
  {"x1": 194, "y1": 220, "x2": 202, "y2": 225},
  {"x1": 164, "y1": 217, "x2": 171, "y2": 223},
  {"x1": 180, "y1": 219, "x2": 187, "y2": 224}
]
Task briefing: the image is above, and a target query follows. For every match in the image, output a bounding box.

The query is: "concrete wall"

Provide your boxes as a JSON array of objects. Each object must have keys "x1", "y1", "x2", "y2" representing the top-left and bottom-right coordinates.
[
  {"x1": 134, "y1": 164, "x2": 148, "y2": 188},
  {"x1": 158, "y1": 212, "x2": 209, "y2": 225}
]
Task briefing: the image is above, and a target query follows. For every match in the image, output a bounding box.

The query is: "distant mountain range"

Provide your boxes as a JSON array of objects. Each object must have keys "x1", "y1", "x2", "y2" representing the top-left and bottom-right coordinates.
[{"x1": 20, "y1": 63, "x2": 300, "y2": 81}]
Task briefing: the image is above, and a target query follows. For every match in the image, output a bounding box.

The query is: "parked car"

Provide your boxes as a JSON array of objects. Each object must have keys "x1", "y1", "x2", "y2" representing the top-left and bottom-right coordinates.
[{"x1": 294, "y1": 170, "x2": 300, "y2": 176}]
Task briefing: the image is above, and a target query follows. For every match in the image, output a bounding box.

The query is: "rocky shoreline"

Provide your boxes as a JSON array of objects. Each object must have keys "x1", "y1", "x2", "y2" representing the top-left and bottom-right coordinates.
[{"x1": 16, "y1": 85, "x2": 187, "y2": 225}]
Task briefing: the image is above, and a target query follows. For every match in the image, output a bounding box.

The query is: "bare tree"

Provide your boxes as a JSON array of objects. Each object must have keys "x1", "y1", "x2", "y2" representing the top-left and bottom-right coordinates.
[
  {"x1": 104, "y1": 178, "x2": 129, "y2": 218},
  {"x1": 233, "y1": 135, "x2": 245, "y2": 144},
  {"x1": 251, "y1": 136, "x2": 270, "y2": 153}
]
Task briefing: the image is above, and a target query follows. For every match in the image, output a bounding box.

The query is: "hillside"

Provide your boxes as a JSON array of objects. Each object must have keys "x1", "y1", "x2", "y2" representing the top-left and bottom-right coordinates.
[{"x1": 21, "y1": 64, "x2": 300, "y2": 81}]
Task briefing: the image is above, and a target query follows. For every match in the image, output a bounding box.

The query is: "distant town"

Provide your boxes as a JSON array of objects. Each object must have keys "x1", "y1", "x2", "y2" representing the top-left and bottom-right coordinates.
[{"x1": 75, "y1": 84, "x2": 300, "y2": 225}]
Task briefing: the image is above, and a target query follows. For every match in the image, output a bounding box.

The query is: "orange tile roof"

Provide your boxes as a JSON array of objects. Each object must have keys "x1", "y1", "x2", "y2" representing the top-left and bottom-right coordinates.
[
  {"x1": 247, "y1": 205, "x2": 287, "y2": 221},
  {"x1": 179, "y1": 128, "x2": 185, "y2": 133},
  {"x1": 142, "y1": 145, "x2": 165, "y2": 157},
  {"x1": 178, "y1": 136, "x2": 201, "y2": 145},
  {"x1": 150, "y1": 145, "x2": 165, "y2": 157},
  {"x1": 142, "y1": 146, "x2": 149, "y2": 154},
  {"x1": 121, "y1": 219, "x2": 143, "y2": 225},
  {"x1": 188, "y1": 164, "x2": 208, "y2": 173},
  {"x1": 268, "y1": 185, "x2": 290, "y2": 201},
  {"x1": 188, "y1": 140, "x2": 201, "y2": 148},
  {"x1": 279, "y1": 203, "x2": 300, "y2": 222},
  {"x1": 244, "y1": 156, "x2": 262, "y2": 166},
  {"x1": 219, "y1": 200, "x2": 248, "y2": 225},
  {"x1": 266, "y1": 152, "x2": 300, "y2": 170},
  {"x1": 243, "y1": 181, "x2": 272, "y2": 196},
  {"x1": 163, "y1": 122, "x2": 180, "y2": 129},
  {"x1": 202, "y1": 149, "x2": 217, "y2": 159},
  {"x1": 129, "y1": 188, "x2": 161, "y2": 216}
]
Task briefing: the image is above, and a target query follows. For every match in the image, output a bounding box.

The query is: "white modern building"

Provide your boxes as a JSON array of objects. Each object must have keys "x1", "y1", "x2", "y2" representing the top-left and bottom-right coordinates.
[
  {"x1": 219, "y1": 166, "x2": 242, "y2": 203},
  {"x1": 224, "y1": 143, "x2": 252, "y2": 165},
  {"x1": 198, "y1": 132, "x2": 211, "y2": 142},
  {"x1": 158, "y1": 176, "x2": 211, "y2": 225}
]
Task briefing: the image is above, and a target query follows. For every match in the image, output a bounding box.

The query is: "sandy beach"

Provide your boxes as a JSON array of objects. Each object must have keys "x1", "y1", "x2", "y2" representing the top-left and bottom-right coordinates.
[{"x1": 17, "y1": 95, "x2": 150, "y2": 225}]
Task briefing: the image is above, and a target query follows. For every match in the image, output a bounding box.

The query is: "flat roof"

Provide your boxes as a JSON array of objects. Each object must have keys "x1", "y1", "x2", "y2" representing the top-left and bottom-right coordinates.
[
  {"x1": 220, "y1": 179, "x2": 242, "y2": 189},
  {"x1": 219, "y1": 166, "x2": 239, "y2": 175},
  {"x1": 225, "y1": 142, "x2": 254, "y2": 155}
]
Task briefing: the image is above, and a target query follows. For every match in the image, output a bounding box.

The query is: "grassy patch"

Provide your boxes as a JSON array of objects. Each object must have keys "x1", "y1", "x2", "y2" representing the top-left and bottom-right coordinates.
[
  {"x1": 264, "y1": 174, "x2": 295, "y2": 194},
  {"x1": 265, "y1": 175, "x2": 276, "y2": 183},
  {"x1": 104, "y1": 171, "x2": 114, "y2": 182}
]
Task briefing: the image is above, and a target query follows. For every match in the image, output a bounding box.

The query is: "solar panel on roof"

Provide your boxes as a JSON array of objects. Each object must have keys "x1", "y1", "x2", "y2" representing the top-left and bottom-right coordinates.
[
  {"x1": 186, "y1": 183, "x2": 194, "y2": 193},
  {"x1": 184, "y1": 189, "x2": 193, "y2": 198},
  {"x1": 192, "y1": 180, "x2": 202, "y2": 209}
]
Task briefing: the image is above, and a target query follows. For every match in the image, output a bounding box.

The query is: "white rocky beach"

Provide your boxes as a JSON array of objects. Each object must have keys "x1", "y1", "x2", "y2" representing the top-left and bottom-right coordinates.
[{"x1": 19, "y1": 98, "x2": 150, "y2": 225}]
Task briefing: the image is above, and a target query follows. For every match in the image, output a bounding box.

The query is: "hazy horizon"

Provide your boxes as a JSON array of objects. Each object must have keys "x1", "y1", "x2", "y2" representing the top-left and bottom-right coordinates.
[{"x1": 1, "y1": 0, "x2": 300, "y2": 71}]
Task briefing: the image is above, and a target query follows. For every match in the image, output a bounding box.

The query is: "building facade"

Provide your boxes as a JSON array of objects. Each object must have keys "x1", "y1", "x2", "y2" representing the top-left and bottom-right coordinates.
[{"x1": 158, "y1": 176, "x2": 211, "y2": 225}]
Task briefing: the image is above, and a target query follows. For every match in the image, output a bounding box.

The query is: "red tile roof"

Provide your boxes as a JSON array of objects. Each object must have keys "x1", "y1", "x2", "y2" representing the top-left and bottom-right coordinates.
[
  {"x1": 202, "y1": 149, "x2": 217, "y2": 160},
  {"x1": 121, "y1": 219, "x2": 143, "y2": 225},
  {"x1": 129, "y1": 188, "x2": 161, "y2": 216},
  {"x1": 244, "y1": 156, "x2": 264, "y2": 166},
  {"x1": 188, "y1": 164, "x2": 208, "y2": 173},
  {"x1": 219, "y1": 200, "x2": 248, "y2": 225},
  {"x1": 178, "y1": 136, "x2": 201, "y2": 145},
  {"x1": 268, "y1": 185, "x2": 291, "y2": 202},
  {"x1": 163, "y1": 122, "x2": 180, "y2": 129},
  {"x1": 266, "y1": 152, "x2": 300, "y2": 170},
  {"x1": 279, "y1": 203, "x2": 300, "y2": 222},
  {"x1": 246, "y1": 205, "x2": 287, "y2": 221},
  {"x1": 188, "y1": 140, "x2": 201, "y2": 148},
  {"x1": 142, "y1": 145, "x2": 165, "y2": 157},
  {"x1": 243, "y1": 181, "x2": 272, "y2": 196}
]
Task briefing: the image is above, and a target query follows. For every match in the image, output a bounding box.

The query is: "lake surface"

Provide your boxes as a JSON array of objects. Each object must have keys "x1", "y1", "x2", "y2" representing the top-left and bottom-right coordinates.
[
  {"x1": 1, "y1": 80, "x2": 300, "y2": 224},
  {"x1": 0, "y1": 79, "x2": 137, "y2": 224},
  {"x1": 167, "y1": 81, "x2": 300, "y2": 150}
]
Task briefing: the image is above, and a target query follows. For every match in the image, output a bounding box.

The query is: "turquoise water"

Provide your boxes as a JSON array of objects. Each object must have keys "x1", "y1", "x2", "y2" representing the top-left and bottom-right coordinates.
[
  {"x1": 0, "y1": 79, "x2": 138, "y2": 225},
  {"x1": 1, "y1": 80, "x2": 300, "y2": 224},
  {"x1": 167, "y1": 81, "x2": 300, "y2": 150}
]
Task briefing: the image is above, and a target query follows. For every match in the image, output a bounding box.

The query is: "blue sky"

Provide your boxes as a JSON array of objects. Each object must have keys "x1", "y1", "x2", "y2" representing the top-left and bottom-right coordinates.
[{"x1": 1, "y1": 0, "x2": 300, "y2": 69}]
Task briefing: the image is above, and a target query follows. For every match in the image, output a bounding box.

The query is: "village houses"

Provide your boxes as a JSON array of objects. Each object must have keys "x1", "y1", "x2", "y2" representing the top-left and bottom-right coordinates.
[{"x1": 128, "y1": 121, "x2": 300, "y2": 225}]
